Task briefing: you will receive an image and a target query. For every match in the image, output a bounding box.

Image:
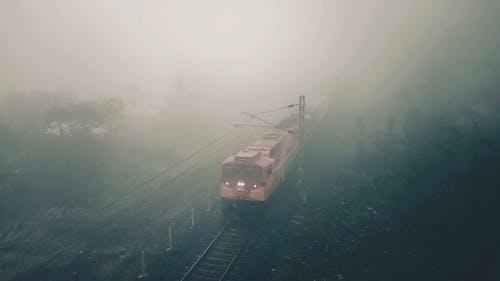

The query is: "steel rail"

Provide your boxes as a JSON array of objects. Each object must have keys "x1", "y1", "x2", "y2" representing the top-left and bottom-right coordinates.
[
  {"x1": 179, "y1": 227, "x2": 226, "y2": 281},
  {"x1": 179, "y1": 225, "x2": 248, "y2": 281},
  {"x1": 218, "y1": 247, "x2": 242, "y2": 281}
]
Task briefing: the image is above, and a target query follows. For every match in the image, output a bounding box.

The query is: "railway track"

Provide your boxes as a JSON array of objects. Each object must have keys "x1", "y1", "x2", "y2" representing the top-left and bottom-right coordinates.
[{"x1": 180, "y1": 225, "x2": 251, "y2": 281}]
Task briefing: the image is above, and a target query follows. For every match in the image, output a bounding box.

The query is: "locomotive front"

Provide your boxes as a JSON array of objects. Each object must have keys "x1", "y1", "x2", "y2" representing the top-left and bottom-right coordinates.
[{"x1": 220, "y1": 150, "x2": 274, "y2": 202}]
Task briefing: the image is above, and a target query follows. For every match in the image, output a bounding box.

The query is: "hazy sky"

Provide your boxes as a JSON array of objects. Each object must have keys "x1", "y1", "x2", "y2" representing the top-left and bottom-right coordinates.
[{"x1": 0, "y1": 0, "x2": 497, "y2": 105}]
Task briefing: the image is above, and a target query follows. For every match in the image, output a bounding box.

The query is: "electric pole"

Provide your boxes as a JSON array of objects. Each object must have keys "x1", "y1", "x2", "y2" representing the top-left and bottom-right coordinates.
[
  {"x1": 235, "y1": 97, "x2": 306, "y2": 203},
  {"x1": 298, "y1": 95, "x2": 306, "y2": 204}
]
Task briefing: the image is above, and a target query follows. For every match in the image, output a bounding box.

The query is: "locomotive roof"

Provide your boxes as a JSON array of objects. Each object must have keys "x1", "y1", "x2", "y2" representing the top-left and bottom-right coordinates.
[
  {"x1": 246, "y1": 133, "x2": 284, "y2": 153},
  {"x1": 222, "y1": 132, "x2": 285, "y2": 167},
  {"x1": 235, "y1": 149, "x2": 259, "y2": 159},
  {"x1": 222, "y1": 154, "x2": 273, "y2": 167}
]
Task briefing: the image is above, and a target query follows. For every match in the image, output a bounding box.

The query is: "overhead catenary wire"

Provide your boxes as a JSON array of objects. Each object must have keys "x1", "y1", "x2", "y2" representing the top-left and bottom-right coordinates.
[
  {"x1": 253, "y1": 104, "x2": 297, "y2": 116},
  {"x1": 141, "y1": 133, "x2": 244, "y2": 204},
  {"x1": 11, "y1": 110, "x2": 296, "y2": 269},
  {"x1": 35, "y1": 128, "x2": 245, "y2": 266},
  {"x1": 34, "y1": 134, "x2": 243, "y2": 270},
  {"x1": 101, "y1": 128, "x2": 237, "y2": 210},
  {"x1": 233, "y1": 123, "x2": 273, "y2": 128},
  {"x1": 242, "y1": 112, "x2": 295, "y2": 134}
]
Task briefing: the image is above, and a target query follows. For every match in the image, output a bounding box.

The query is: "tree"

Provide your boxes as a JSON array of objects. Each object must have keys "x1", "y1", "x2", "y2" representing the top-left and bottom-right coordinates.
[
  {"x1": 0, "y1": 93, "x2": 126, "y2": 216},
  {"x1": 46, "y1": 98, "x2": 123, "y2": 136}
]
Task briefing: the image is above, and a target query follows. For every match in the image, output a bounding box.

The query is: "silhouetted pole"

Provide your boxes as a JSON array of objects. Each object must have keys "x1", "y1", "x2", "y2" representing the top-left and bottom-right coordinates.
[
  {"x1": 356, "y1": 115, "x2": 366, "y2": 175},
  {"x1": 472, "y1": 119, "x2": 479, "y2": 138},
  {"x1": 207, "y1": 189, "x2": 212, "y2": 212},
  {"x1": 298, "y1": 95, "x2": 306, "y2": 204}
]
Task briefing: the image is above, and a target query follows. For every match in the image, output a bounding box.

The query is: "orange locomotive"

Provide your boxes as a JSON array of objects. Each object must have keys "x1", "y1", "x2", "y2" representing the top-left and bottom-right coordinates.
[{"x1": 220, "y1": 131, "x2": 297, "y2": 202}]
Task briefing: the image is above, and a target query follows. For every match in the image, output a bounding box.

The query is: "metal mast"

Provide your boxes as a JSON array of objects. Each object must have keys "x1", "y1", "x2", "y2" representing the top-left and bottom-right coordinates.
[{"x1": 298, "y1": 95, "x2": 306, "y2": 203}]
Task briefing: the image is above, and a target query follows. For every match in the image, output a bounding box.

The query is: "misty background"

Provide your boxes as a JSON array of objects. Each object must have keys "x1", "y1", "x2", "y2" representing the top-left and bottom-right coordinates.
[
  {"x1": 1, "y1": 1, "x2": 500, "y2": 280},
  {"x1": 0, "y1": 0, "x2": 499, "y2": 216},
  {"x1": 1, "y1": 0, "x2": 498, "y2": 105}
]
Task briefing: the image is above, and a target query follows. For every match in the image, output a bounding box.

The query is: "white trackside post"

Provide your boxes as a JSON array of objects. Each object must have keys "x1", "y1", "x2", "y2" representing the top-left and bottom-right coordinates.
[
  {"x1": 139, "y1": 250, "x2": 147, "y2": 278},
  {"x1": 168, "y1": 226, "x2": 173, "y2": 250},
  {"x1": 191, "y1": 208, "x2": 195, "y2": 229}
]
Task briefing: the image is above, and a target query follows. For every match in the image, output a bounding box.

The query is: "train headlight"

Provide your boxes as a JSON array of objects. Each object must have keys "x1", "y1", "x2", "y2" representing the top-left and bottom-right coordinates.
[
  {"x1": 253, "y1": 184, "x2": 257, "y2": 188},
  {"x1": 237, "y1": 181, "x2": 245, "y2": 187},
  {"x1": 225, "y1": 182, "x2": 229, "y2": 186}
]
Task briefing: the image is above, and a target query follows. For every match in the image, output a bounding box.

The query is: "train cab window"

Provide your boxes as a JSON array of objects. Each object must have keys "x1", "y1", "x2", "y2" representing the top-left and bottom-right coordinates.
[
  {"x1": 266, "y1": 167, "x2": 272, "y2": 178},
  {"x1": 244, "y1": 166, "x2": 262, "y2": 180},
  {"x1": 223, "y1": 165, "x2": 241, "y2": 179}
]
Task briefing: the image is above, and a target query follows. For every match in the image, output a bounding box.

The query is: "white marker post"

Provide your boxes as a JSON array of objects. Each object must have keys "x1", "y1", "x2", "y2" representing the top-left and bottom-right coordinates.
[
  {"x1": 139, "y1": 250, "x2": 147, "y2": 278},
  {"x1": 191, "y1": 208, "x2": 195, "y2": 229},
  {"x1": 168, "y1": 226, "x2": 173, "y2": 251}
]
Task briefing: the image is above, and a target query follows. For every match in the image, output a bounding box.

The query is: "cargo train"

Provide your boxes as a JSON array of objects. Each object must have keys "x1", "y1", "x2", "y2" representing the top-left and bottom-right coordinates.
[{"x1": 219, "y1": 130, "x2": 297, "y2": 203}]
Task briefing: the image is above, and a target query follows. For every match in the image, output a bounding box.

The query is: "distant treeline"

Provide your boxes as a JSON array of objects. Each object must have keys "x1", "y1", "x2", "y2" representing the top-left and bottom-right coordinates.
[{"x1": 0, "y1": 92, "x2": 129, "y2": 219}]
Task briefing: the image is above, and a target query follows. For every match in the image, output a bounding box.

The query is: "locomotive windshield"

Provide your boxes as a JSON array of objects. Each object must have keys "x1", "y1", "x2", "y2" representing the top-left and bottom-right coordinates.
[
  {"x1": 244, "y1": 166, "x2": 262, "y2": 180},
  {"x1": 223, "y1": 165, "x2": 241, "y2": 179}
]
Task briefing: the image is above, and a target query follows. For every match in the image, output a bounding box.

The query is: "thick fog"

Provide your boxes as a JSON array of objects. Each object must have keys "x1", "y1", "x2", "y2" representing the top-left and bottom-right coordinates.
[
  {"x1": 2, "y1": 0, "x2": 498, "y2": 108},
  {"x1": 1, "y1": 1, "x2": 500, "y2": 280}
]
